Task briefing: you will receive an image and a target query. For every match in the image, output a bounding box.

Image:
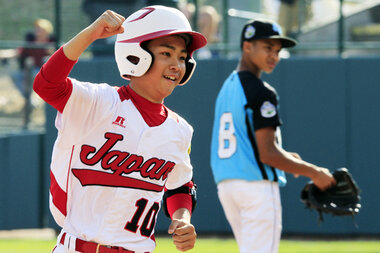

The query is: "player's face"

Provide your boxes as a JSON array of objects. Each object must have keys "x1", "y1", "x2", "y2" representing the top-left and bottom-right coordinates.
[
  {"x1": 35, "y1": 25, "x2": 49, "y2": 42},
  {"x1": 130, "y1": 35, "x2": 188, "y2": 103},
  {"x1": 245, "y1": 39, "x2": 282, "y2": 74}
]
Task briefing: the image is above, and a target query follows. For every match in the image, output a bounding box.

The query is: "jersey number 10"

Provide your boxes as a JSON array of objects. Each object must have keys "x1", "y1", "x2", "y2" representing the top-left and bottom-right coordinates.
[{"x1": 125, "y1": 198, "x2": 159, "y2": 237}]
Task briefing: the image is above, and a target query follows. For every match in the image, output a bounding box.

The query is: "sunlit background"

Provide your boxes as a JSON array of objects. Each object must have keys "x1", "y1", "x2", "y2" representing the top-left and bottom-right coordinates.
[{"x1": 1, "y1": 0, "x2": 379, "y2": 133}]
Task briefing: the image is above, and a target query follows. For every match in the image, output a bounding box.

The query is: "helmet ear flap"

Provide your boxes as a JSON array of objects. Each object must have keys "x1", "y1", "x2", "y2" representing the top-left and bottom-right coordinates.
[
  {"x1": 115, "y1": 43, "x2": 153, "y2": 79},
  {"x1": 179, "y1": 57, "x2": 196, "y2": 85}
]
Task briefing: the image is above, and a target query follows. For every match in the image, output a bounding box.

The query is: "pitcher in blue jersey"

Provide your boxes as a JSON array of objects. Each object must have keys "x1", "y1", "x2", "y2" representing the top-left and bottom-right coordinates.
[{"x1": 210, "y1": 20, "x2": 336, "y2": 253}]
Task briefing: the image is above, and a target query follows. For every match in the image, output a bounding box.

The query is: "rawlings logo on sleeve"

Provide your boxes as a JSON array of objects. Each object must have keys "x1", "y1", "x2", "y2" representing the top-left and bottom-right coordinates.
[{"x1": 72, "y1": 132, "x2": 175, "y2": 192}]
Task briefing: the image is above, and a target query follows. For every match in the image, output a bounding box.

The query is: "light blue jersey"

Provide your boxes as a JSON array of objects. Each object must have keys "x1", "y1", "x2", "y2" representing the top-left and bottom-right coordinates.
[{"x1": 210, "y1": 71, "x2": 286, "y2": 186}]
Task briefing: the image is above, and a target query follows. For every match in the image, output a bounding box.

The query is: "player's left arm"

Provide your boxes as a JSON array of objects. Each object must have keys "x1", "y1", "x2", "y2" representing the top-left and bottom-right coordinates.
[
  {"x1": 168, "y1": 207, "x2": 196, "y2": 252},
  {"x1": 163, "y1": 181, "x2": 197, "y2": 251}
]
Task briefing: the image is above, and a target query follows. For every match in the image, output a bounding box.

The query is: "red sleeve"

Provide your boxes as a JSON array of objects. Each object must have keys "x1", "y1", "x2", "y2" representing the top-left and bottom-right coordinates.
[
  {"x1": 165, "y1": 181, "x2": 194, "y2": 219},
  {"x1": 166, "y1": 193, "x2": 193, "y2": 219},
  {"x1": 33, "y1": 46, "x2": 77, "y2": 113}
]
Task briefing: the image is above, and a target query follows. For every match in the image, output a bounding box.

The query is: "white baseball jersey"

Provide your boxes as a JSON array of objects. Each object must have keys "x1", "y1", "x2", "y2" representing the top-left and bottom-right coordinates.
[{"x1": 49, "y1": 79, "x2": 193, "y2": 252}]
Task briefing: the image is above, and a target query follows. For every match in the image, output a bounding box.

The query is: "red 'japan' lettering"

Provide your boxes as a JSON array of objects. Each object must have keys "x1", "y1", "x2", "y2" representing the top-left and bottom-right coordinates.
[
  {"x1": 140, "y1": 158, "x2": 165, "y2": 178},
  {"x1": 81, "y1": 133, "x2": 123, "y2": 165},
  {"x1": 156, "y1": 161, "x2": 175, "y2": 180},
  {"x1": 120, "y1": 154, "x2": 144, "y2": 174},
  {"x1": 101, "y1": 150, "x2": 130, "y2": 173},
  {"x1": 77, "y1": 132, "x2": 176, "y2": 188}
]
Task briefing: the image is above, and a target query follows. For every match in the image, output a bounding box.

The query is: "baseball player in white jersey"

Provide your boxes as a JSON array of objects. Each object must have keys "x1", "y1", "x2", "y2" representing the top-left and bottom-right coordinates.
[{"x1": 33, "y1": 6, "x2": 207, "y2": 253}]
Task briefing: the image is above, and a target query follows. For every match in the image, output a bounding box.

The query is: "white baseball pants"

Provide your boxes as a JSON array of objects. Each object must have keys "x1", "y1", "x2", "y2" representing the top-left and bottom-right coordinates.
[{"x1": 217, "y1": 180, "x2": 282, "y2": 253}]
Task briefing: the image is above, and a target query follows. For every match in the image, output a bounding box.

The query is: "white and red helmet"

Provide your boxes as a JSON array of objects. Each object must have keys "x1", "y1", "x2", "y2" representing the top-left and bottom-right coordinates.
[{"x1": 115, "y1": 5, "x2": 207, "y2": 85}]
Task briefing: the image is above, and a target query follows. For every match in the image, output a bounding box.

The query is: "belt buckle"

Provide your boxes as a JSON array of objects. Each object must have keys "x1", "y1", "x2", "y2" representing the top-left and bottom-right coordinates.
[{"x1": 95, "y1": 243, "x2": 104, "y2": 253}]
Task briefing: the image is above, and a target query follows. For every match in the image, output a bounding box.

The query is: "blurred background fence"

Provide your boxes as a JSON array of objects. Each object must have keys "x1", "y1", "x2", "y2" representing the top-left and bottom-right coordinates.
[
  {"x1": 2, "y1": 0, "x2": 380, "y2": 132},
  {"x1": 1, "y1": 0, "x2": 380, "y2": 237}
]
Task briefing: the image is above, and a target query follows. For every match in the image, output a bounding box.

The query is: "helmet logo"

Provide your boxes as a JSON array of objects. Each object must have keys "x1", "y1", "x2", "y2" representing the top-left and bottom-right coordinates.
[{"x1": 128, "y1": 7, "x2": 155, "y2": 23}]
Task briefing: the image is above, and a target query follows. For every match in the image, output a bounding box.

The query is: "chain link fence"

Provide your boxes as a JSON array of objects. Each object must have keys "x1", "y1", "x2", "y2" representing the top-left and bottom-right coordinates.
[
  {"x1": 0, "y1": 0, "x2": 90, "y2": 133},
  {"x1": 0, "y1": 0, "x2": 89, "y2": 42}
]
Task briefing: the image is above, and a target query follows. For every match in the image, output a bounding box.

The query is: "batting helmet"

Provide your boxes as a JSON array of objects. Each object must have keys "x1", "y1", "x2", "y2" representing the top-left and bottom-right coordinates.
[{"x1": 115, "y1": 5, "x2": 207, "y2": 85}]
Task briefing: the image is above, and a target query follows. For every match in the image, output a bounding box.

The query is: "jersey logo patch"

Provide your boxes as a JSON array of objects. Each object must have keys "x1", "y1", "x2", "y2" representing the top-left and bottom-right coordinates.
[
  {"x1": 112, "y1": 116, "x2": 126, "y2": 128},
  {"x1": 260, "y1": 101, "x2": 277, "y2": 118}
]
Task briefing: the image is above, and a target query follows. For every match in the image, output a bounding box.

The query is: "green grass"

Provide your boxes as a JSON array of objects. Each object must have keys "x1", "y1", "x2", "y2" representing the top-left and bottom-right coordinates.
[
  {"x1": 0, "y1": 239, "x2": 55, "y2": 253},
  {"x1": 1, "y1": 237, "x2": 380, "y2": 253},
  {"x1": 279, "y1": 240, "x2": 380, "y2": 253}
]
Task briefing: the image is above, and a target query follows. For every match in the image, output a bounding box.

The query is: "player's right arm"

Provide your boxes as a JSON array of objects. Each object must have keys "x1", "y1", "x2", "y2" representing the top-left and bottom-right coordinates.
[
  {"x1": 255, "y1": 127, "x2": 336, "y2": 190},
  {"x1": 33, "y1": 10, "x2": 125, "y2": 113},
  {"x1": 63, "y1": 10, "x2": 125, "y2": 61}
]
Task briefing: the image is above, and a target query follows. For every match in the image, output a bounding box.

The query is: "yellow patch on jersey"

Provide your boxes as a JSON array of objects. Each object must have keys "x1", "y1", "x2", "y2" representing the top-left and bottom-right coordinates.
[{"x1": 187, "y1": 145, "x2": 191, "y2": 155}]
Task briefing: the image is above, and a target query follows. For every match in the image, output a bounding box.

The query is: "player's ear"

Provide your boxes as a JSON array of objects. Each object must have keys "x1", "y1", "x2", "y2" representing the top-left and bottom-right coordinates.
[{"x1": 242, "y1": 41, "x2": 253, "y2": 53}]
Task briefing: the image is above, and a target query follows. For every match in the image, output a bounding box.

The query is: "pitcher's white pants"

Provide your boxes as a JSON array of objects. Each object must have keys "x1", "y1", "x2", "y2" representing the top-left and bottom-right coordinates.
[{"x1": 217, "y1": 180, "x2": 282, "y2": 253}]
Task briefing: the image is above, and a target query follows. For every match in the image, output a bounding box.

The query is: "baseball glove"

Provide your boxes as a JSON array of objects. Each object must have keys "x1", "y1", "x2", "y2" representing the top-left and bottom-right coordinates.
[{"x1": 300, "y1": 168, "x2": 361, "y2": 222}]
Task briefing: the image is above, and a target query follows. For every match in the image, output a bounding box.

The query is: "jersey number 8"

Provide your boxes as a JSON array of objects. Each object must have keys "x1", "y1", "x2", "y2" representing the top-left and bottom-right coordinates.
[{"x1": 218, "y1": 112, "x2": 237, "y2": 159}]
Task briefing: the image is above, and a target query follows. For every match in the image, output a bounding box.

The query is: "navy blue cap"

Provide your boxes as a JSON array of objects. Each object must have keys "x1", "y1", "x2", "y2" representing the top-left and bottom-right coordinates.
[{"x1": 240, "y1": 19, "x2": 297, "y2": 48}]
